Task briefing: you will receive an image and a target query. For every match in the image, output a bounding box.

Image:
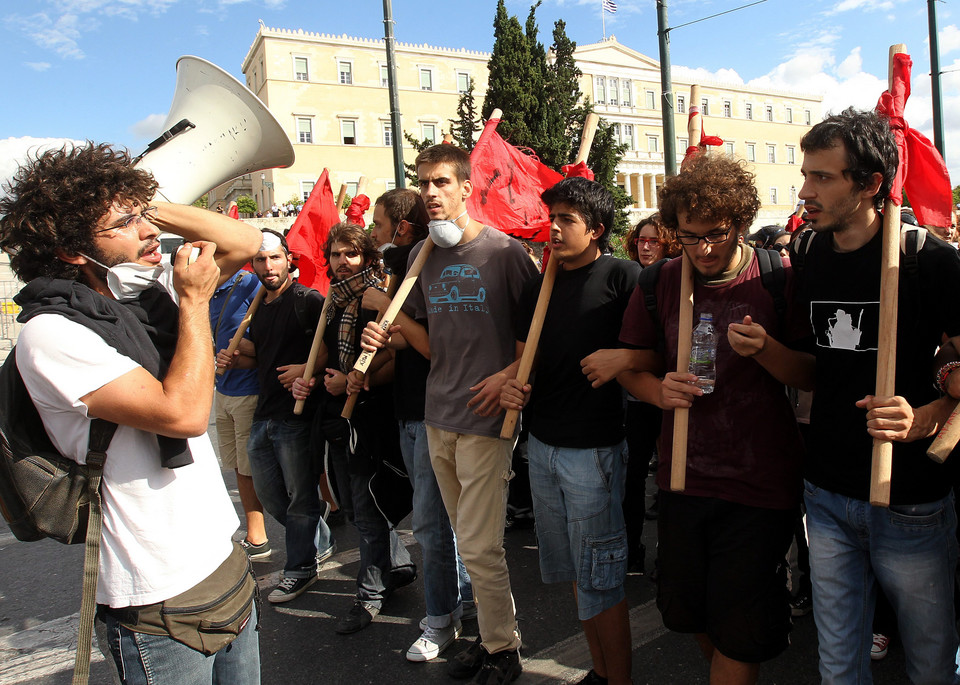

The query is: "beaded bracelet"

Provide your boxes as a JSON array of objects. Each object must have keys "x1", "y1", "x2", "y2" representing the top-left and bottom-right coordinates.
[{"x1": 936, "y1": 360, "x2": 960, "y2": 394}]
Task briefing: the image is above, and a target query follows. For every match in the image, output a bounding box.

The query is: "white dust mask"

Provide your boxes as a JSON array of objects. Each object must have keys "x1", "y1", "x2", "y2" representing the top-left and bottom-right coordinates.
[
  {"x1": 428, "y1": 211, "x2": 468, "y2": 248},
  {"x1": 82, "y1": 254, "x2": 164, "y2": 301}
]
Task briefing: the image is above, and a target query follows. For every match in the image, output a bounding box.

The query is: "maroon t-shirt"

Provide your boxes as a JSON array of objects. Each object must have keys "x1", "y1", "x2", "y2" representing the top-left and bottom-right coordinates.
[{"x1": 620, "y1": 253, "x2": 803, "y2": 510}]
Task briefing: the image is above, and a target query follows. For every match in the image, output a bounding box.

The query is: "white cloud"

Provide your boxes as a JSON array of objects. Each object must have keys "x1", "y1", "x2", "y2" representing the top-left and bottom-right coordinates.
[
  {"x1": 0, "y1": 137, "x2": 84, "y2": 199},
  {"x1": 836, "y1": 47, "x2": 863, "y2": 79},
  {"x1": 129, "y1": 113, "x2": 167, "y2": 141},
  {"x1": 24, "y1": 62, "x2": 51, "y2": 71},
  {"x1": 826, "y1": 0, "x2": 896, "y2": 15},
  {"x1": 940, "y1": 25, "x2": 960, "y2": 55},
  {"x1": 22, "y1": 12, "x2": 85, "y2": 59},
  {"x1": 672, "y1": 65, "x2": 744, "y2": 86}
]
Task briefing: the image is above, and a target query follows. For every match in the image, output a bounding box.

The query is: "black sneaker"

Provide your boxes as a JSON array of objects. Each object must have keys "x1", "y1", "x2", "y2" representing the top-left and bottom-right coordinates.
[
  {"x1": 335, "y1": 599, "x2": 380, "y2": 634},
  {"x1": 448, "y1": 636, "x2": 485, "y2": 679},
  {"x1": 239, "y1": 538, "x2": 271, "y2": 561},
  {"x1": 267, "y1": 574, "x2": 317, "y2": 603},
  {"x1": 790, "y1": 591, "x2": 813, "y2": 617},
  {"x1": 471, "y1": 648, "x2": 521, "y2": 685},
  {"x1": 577, "y1": 670, "x2": 608, "y2": 685}
]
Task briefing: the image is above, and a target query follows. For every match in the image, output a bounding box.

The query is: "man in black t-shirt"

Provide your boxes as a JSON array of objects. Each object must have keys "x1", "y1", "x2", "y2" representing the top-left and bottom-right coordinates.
[
  {"x1": 215, "y1": 229, "x2": 335, "y2": 605},
  {"x1": 501, "y1": 178, "x2": 640, "y2": 685},
  {"x1": 791, "y1": 108, "x2": 960, "y2": 683}
]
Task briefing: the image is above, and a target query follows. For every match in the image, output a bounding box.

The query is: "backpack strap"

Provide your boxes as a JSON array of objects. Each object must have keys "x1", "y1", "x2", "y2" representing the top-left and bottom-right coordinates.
[
  {"x1": 637, "y1": 258, "x2": 668, "y2": 354},
  {"x1": 791, "y1": 228, "x2": 816, "y2": 274},
  {"x1": 293, "y1": 286, "x2": 316, "y2": 336},
  {"x1": 900, "y1": 224, "x2": 926, "y2": 279},
  {"x1": 755, "y1": 248, "x2": 787, "y2": 325}
]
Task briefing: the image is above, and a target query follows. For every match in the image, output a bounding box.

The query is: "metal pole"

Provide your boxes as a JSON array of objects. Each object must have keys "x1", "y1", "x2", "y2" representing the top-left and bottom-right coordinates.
[
  {"x1": 657, "y1": 0, "x2": 677, "y2": 177},
  {"x1": 928, "y1": 0, "x2": 945, "y2": 158},
  {"x1": 383, "y1": 0, "x2": 405, "y2": 188}
]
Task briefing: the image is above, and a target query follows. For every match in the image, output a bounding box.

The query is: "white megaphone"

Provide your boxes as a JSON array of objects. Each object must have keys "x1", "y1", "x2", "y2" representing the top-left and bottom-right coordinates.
[{"x1": 134, "y1": 55, "x2": 294, "y2": 204}]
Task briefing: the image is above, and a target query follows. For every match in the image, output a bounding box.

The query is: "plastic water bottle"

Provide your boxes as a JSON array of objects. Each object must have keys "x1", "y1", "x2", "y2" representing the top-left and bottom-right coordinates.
[{"x1": 688, "y1": 313, "x2": 717, "y2": 394}]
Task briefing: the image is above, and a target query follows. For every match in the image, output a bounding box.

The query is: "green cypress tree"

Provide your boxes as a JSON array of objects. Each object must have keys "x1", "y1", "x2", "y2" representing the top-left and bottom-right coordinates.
[
  {"x1": 483, "y1": 0, "x2": 536, "y2": 146},
  {"x1": 449, "y1": 80, "x2": 481, "y2": 152},
  {"x1": 535, "y1": 18, "x2": 582, "y2": 171}
]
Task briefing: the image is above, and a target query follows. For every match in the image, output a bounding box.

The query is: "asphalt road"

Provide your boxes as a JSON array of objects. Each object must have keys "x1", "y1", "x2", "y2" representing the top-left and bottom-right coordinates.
[{"x1": 0, "y1": 418, "x2": 915, "y2": 684}]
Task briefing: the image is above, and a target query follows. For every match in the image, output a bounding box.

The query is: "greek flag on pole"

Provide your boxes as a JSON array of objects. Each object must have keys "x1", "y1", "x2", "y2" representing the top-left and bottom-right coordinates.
[{"x1": 602, "y1": 0, "x2": 617, "y2": 13}]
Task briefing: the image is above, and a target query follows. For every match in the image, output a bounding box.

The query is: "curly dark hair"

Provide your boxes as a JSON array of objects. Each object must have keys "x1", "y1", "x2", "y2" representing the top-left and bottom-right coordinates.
[
  {"x1": 0, "y1": 142, "x2": 158, "y2": 282},
  {"x1": 800, "y1": 107, "x2": 898, "y2": 212},
  {"x1": 541, "y1": 177, "x2": 615, "y2": 253},
  {"x1": 625, "y1": 213, "x2": 681, "y2": 263},
  {"x1": 658, "y1": 153, "x2": 761, "y2": 234},
  {"x1": 324, "y1": 222, "x2": 383, "y2": 280}
]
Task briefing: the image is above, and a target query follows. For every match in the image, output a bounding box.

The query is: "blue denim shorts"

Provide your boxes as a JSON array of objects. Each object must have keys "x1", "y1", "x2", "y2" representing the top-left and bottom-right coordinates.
[{"x1": 527, "y1": 435, "x2": 628, "y2": 620}]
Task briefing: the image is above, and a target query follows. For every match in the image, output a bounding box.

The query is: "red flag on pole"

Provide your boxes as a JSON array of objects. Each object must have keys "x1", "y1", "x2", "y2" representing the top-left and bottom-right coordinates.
[
  {"x1": 684, "y1": 106, "x2": 723, "y2": 161},
  {"x1": 468, "y1": 115, "x2": 564, "y2": 242},
  {"x1": 876, "y1": 52, "x2": 952, "y2": 228},
  {"x1": 286, "y1": 169, "x2": 339, "y2": 295},
  {"x1": 345, "y1": 195, "x2": 371, "y2": 226}
]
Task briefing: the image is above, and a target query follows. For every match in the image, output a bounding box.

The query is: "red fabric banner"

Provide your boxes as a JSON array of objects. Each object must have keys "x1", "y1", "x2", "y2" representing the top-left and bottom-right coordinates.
[
  {"x1": 684, "y1": 106, "x2": 724, "y2": 162},
  {"x1": 228, "y1": 203, "x2": 239, "y2": 220},
  {"x1": 876, "y1": 53, "x2": 952, "y2": 228},
  {"x1": 285, "y1": 169, "x2": 339, "y2": 295},
  {"x1": 467, "y1": 116, "x2": 564, "y2": 242},
  {"x1": 561, "y1": 161, "x2": 595, "y2": 181},
  {"x1": 345, "y1": 194, "x2": 371, "y2": 227}
]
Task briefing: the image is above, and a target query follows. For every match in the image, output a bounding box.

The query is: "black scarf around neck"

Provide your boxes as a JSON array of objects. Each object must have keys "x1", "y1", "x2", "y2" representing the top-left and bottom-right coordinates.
[{"x1": 15, "y1": 277, "x2": 193, "y2": 468}]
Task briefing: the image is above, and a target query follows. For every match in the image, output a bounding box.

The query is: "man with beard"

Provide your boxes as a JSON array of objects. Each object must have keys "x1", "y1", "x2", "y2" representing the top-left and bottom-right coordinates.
[
  {"x1": 294, "y1": 222, "x2": 416, "y2": 634},
  {"x1": 791, "y1": 107, "x2": 960, "y2": 684},
  {"x1": 216, "y1": 229, "x2": 335, "y2": 604}
]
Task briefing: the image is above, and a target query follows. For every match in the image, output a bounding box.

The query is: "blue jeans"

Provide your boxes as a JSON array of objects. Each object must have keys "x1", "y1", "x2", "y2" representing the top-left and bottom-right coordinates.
[
  {"x1": 804, "y1": 481, "x2": 960, "y2": 684},
  {"x1": 399, "y1": 419, "x2": 473, "y2": 627},
  {"x1": 98, "y1": 602, "x2": 260, "y2": 684},
  {"x1": 247, "y1": 419, "x2": 332, "y2": 578},
  {"x1": 527, "y1": 435, "x2": 628, "y2": 620}
]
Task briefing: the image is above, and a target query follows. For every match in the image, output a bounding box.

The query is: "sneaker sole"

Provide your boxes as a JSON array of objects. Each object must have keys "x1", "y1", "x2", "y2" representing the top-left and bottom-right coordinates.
[
  {"x1": 406, "y1": 623, "x2": 462, "y2": 662},
  {"x1": 246, "y1": 549, "x2": 272, "y2": 561},
  {"x1": 267, "y1": 575, "x2": 318, "y2": 604}
]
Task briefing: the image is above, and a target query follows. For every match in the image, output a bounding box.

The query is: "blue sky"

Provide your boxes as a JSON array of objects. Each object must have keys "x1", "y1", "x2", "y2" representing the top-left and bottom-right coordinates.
[{"x1": 2, "y1": 0, "x2": 958, "y2": 187}]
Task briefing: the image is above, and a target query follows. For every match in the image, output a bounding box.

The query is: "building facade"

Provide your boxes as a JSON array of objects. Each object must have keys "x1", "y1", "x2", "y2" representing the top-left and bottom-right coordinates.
[{"x1": 224, "y1": 25, "x2": 821, "y2": 228}]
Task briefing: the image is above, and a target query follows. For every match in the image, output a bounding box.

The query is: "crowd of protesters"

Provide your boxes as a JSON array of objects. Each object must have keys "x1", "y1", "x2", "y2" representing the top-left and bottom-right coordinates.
[{"x1": 3, "y1": 104, "x2": 960, "y2": 685}]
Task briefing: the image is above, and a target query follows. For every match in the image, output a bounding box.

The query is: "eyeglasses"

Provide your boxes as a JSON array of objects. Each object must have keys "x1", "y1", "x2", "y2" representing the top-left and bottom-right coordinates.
[
  {"x1": 96, "y1": 206, "x2": 158, "y2": 236},
  {"x1": 676, "y1": 227, "x2": 732, "y2": 246},
  {"x1": 635, "y1": 237, "x2": 659, "y2": 247}
]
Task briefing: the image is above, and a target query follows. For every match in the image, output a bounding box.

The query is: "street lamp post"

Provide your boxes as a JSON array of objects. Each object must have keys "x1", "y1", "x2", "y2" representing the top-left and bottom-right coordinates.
[{"x1": 260, "y1": 172, "x2": 274, "y2": 214}]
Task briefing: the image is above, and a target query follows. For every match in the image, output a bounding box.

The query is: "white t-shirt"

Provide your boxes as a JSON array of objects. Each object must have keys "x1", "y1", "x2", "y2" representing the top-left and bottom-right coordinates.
[{"x1": 16, "y1": 300, "x2": 238, "y2": 607}]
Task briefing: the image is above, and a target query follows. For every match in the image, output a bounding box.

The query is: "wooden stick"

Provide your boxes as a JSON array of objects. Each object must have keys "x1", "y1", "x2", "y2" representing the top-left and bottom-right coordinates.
[
  {"x1": 869, "y1": 44, "x2": 907, "y2": 507},
  {"x1": 216, "y1": 286, "x2": 265, "y2": 376},
  {"x1": 927, "y1": 400, "x2": 960, "y2": 463},
  {"x1": 293, "y1": 295, "x2": 335, "y2": 416},
  {"x1": 670, "y1": 84, "x2": 701, "y2": 492},
  {"x1": 336, "y1": 183, "x2": 348, "y2": 216},
  {"x1": 341, "y1": 238, "x2": 437, "y2": 420}
]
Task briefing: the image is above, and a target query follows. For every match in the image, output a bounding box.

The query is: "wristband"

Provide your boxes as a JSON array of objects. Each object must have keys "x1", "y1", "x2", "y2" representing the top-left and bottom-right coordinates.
[{"x1": 936, "y1": 361, "x2": 960, "y2": 394}]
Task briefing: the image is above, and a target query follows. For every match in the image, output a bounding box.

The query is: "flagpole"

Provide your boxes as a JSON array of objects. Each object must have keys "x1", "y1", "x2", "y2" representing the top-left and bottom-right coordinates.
[{"x1": 602, "y1": 0, "x2": 606, "y2": 40}]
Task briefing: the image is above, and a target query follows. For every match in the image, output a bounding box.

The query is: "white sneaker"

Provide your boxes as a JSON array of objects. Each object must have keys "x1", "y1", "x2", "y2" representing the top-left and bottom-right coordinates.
[{"x1": 405, "y1": 620, "x2": 462, "y2": 662}]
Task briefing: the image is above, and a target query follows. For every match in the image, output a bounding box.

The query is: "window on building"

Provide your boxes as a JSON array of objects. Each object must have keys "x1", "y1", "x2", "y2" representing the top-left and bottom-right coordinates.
[
  {"x1": 787, "y1": 146, "x2": 795, "y2": 165},
  {"x1": 701, "y1": 98, "x2": 710, "y2": 116},
  {"x1": 422, "y1": 123, "x2": 437, "y2": 143},
  {"x1": 457, "y1": 71, "x2": 471, "y2": 93},
  {"x1": 297, "y1": 117, "x2": 313, "y2": 144},
  {"x1": 420, "y1": 68, "x2": 433, "y2": 91},
  {"x1": 380, "y1": 64, "x2": 389, "y2": 88},
  {"x1": 746, "y1": 143, "x2": 756, "y2": 162},
  {"x1": 595, "y1": 76, "x2": 606, "y2": 104},
  {"x1": 338, "y1": 61, "x2": 352, "y2": 85},
  {"x1": 346, "y1": 182, "x2": 358, "y2": 197},
  {"x1": 646, "y1": 90, "x2": 656, "y2": 110},
  {"x1": 341, "y1": 119, "x2": 357, "y2": 145},
  {"x1": 300, "y1": 181, "x2": 314, "y2": 203},
  {"x1": 294, "y1": 57, "x2": 309, "y2": 82},
  {"x1": 622, "y1": 79, "x2": 632, "y2": 106},
  {"x1": 767, "y1": 144, "x2": 776, "y2": 163},
  {"x1": 676, "y1": 95, "x2": 685, "y2": 114},
  {"x1": 611, "y1": 123, "x2": 621, "y2": 143},
  {"x1": 805, "y1": 109, "x2": 812, "y2": 125},
  {"x1": 383, "y1": 123, "x2": 392, "y2": 147},
  {"x1": 745, "y1": 103, "x2": 753, "y2": 120},
  {"x1": 647, "y1": 135, "x2": 659, "y2": 153},
  {"x1": 765, "y1": 105, "x2": 773, "y2": 122},
  {"x1": 786, "y1": 107, "x2": 793, "y2": 123},
  {"x1": 622, "y1": 124, "x2": 634, "y2": 150},
  {"x1": 769, "y1": 187, "x2": 778, "y2": 204},
  {"x1": 725, "y1": 141, "x2": 735, "y2": 156},
  {"x1": 608, "y1": 78, "x2": 619, "y2": 105},
  {"x1": 723, "y1": 100, "x2": 732, "y2": 118},
  {"x1": 385, "y1": 181, "x2": 396, "y2": 191},
  {"x1": 678, "y1": 137, "x2": 688, "y2": 152}
]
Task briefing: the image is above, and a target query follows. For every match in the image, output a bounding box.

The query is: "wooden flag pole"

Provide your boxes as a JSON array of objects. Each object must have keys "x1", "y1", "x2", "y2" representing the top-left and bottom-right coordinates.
[
  {"x1": 499, "y1": 112, "x2": 599, "y2": 440},
  {"x1": 293, "y1": 295, "x2": 335, "y2": 415},
  {"x1": 927, "y1": 402, "x2": 960, "y2": 463},
  {"x1": 336, "y1": 183, "x2": 348, "y2": 218},
  {"x1": 869, "y1": 44, "x2": 907, "y2": 507},
  {"x1": 670, "y1": 83, "x2": 701, "y2": 492},
  {"x1": 216, "y1": 287, "x2": 265, "y2": 376}
]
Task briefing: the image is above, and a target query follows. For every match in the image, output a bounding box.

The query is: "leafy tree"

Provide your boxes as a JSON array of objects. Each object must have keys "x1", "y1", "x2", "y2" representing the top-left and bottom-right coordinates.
[
  {"x1": 402, "y1": 131, "x2": 433, "y2": 185},
  {"x1": 193, "y1": 194, "x2": 208, "y2": 209},
  {"x1": 236, "y1": 195, "x2": 257, "y2": 215},
  {"x1": 536, "y1": 19, "x2": 582, "y2": 171},
  {"x1": 287, "y1": 195, "x2": 304, "y2": 208},
  {"x1": 954, "y1": 185, "x2": 960, "y2": 206},
  {"x1": 483, "y1": 0, "x2": 537, "y2": 146},
  {"x1": 450, "y1": 80, "x2": 482, "y2": 152}
]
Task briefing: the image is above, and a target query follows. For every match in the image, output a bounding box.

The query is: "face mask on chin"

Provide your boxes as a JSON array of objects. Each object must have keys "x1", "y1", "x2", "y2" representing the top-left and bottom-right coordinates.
[
  {"x1": 81, "y1": 254, "x2": 164, "y2": 301},
  {"x1": 428, "y1": 211, "x2": 468, "y2": 248},
  {"x1": 378, "y1": 224, "x2": 401, "y2": 254}
]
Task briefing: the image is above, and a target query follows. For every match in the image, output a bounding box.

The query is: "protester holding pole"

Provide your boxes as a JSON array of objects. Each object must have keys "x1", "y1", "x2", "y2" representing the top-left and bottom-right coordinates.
[{"x1": 789, "y1": 55, "x2": 960, "y2": 681}]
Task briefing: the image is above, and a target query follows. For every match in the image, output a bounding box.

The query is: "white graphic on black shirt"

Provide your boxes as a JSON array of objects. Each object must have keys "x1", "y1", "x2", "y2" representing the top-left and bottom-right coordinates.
[{"x1": 811, "y1": 301, "x2": 878, "y2": 351}]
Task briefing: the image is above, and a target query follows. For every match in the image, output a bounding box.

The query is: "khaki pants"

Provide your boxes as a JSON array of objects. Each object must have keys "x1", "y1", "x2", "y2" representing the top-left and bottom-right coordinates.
[
  {"x1": 215, "y1": 392, "x2": 257, "y2": 477},
  {"x1": 426, "y1": 426, "x2": 521, "y2": 654}
]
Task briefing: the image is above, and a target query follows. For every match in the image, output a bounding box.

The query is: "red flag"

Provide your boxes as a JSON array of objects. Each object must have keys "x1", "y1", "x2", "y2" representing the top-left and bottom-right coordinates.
[
  {"x1": 468, "y1": 116, "x2": 564, "y2": 242},
  {"x1": 561, "y1": 161, "x2": 595, "y2": 181},
  {"x1": 285, "y1": 169, "x2": 339, "y2": 295},
  {"x1": 683, "y1": 106, "x2": 724, "y2": 162},
  {"x1": 228, "y1": 203, "x2": 239, "y2": 220},
  {"x1": 876, "y1": 52, "x2": 952, "y2": 228},
  {"x1": 345, "y1": 194, "x2": 371, "y2": 227}
]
